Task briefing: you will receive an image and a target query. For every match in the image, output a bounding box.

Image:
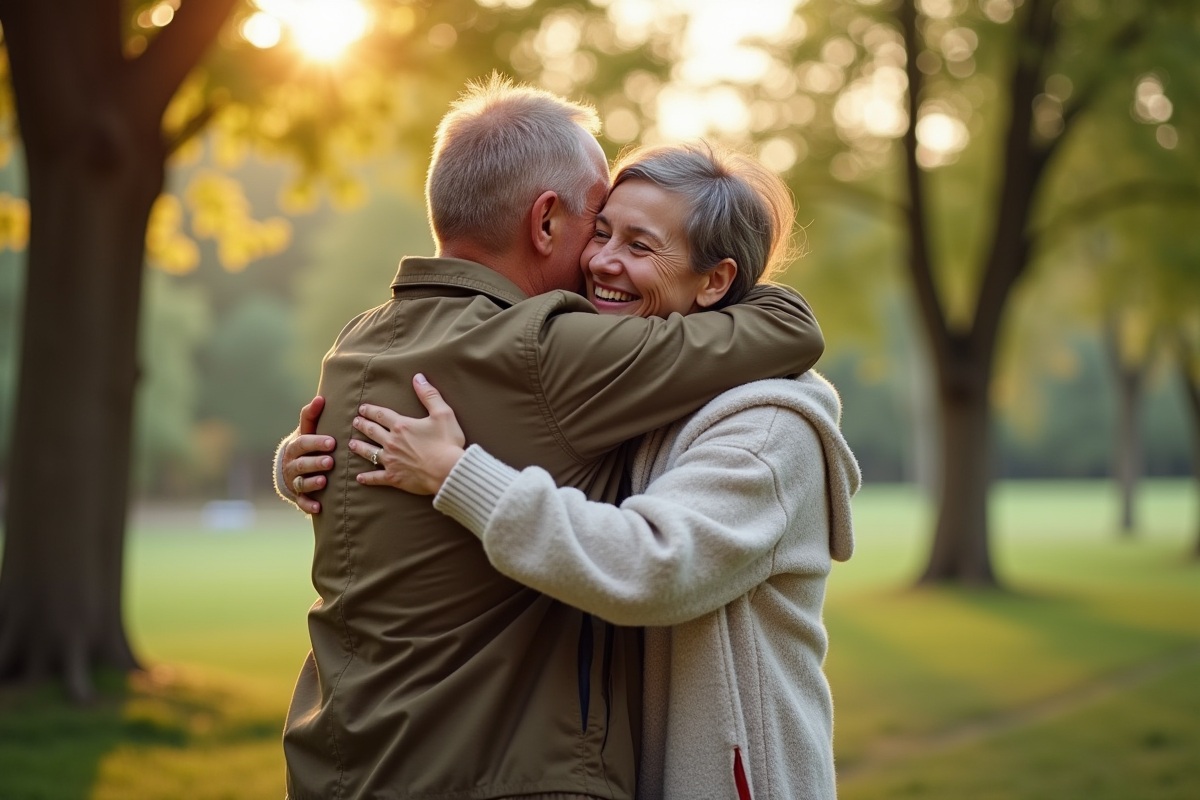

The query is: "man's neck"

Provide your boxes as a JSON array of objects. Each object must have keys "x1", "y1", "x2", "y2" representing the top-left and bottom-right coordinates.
[{"x1": 438, "y1": 241, "x2": 544, "y2": 298}]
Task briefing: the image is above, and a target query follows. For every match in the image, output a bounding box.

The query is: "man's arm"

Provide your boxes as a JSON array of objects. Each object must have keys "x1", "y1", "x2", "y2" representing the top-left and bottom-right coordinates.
[
  {"x1": 535, "y1": 284, "x2": 823, "y2": 461},
  {"x1": 433, "y1": 408, "x2": 823, "y2": 627}
]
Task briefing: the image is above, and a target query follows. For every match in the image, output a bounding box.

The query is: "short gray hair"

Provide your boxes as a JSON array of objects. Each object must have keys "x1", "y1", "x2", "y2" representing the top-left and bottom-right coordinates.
[
  {"x1": 426, "y1": 74, "x2": 603, "y2": 249},
  {"x1": 612, "y1": 142, "x2": 796, "y2": 308}
]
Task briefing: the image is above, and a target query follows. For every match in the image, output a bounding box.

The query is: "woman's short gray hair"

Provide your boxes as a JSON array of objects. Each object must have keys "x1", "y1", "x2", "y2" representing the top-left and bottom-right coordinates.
[
  {"x1": 426, "y1": 75, "x2": 602, "y2": 249},
  {"x1": 612, "y1": 142, "x2": 796, "y2": 308}
]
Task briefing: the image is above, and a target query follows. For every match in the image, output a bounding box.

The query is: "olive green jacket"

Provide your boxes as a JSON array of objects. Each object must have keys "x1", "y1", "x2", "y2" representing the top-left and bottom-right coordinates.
[{"x1": 283, "y1": 257, "x2": 824, "y2": 800}]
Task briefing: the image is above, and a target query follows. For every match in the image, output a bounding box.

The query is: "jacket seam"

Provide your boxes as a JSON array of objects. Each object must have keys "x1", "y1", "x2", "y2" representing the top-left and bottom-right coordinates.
[
  {"x1": 522, "y1": 294, "x2": 588, "y2": 465},
  {"x1": 392, "y1": 273, "x2": 524, "y2": 307},
  {"x1": 328, "y1": 299, "x2": 403, "y2": 800}
]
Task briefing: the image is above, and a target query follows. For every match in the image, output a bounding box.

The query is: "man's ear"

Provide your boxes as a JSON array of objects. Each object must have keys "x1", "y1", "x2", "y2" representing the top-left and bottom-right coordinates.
[
  {"x1": 528, "y1": 190, "x2": 560, "y2": 257},
  {"x1": 695, "y1": 258, "x2": 738, "y2": 308}
]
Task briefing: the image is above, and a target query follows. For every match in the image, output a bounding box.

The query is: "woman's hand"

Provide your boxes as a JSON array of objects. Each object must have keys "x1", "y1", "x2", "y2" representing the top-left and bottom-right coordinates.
[
  {"x1": 350, "y1": 374, "x2": 466, "y2": 495},
  {"x1": 282, "y1": 396, "x2": 336, "y2": 514}
]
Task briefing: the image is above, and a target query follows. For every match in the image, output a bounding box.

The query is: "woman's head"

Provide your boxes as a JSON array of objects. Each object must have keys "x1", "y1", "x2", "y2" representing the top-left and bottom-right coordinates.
[{"x1": 582, "y1": 141, "x2": 795, "y2": 318}]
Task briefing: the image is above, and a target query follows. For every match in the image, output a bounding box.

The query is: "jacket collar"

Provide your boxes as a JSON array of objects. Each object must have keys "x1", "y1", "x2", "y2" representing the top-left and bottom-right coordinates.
[{"x1": 391, "y1": 257, "x2": 529, "y2": 308}]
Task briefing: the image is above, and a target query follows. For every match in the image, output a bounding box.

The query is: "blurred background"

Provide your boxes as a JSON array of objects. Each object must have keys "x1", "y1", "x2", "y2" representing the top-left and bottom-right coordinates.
[{"x1": 0, "y1": 0, "x2": 1197, "y2": 798}]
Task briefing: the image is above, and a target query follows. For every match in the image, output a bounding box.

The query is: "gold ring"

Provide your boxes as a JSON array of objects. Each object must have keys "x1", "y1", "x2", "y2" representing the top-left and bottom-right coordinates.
[
  {"x1": 293, "y1": 475, "x2": 304, "y2": 494},
  {"x1": 370, "y1": 448, "x2": 380, "y2": 466}
]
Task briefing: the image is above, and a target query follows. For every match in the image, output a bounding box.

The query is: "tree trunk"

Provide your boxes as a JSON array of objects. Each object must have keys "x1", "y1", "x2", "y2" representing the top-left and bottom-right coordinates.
[
  {"x1": 0, "y1": 116, "x2": 164, "y2": 701},
  {"x1": 0, "y1": 0, "x2": 235, "y2": 701},
  {"x1": 1104, "y1": 319, "x2": 1147, "y2": 535},
  {"x1": 1178, "y1": 348, "x2": 1200, "y2": 558},
  {"x1": 919, "y1": 359, "x2": 996, "y2": 584}
]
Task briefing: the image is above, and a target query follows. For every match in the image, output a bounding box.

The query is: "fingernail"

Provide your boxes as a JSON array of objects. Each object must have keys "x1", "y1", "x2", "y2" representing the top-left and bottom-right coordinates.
[
  {"x1": 322, "y1": 458, "x2": 332, "y2": 468},
  {"x1": 415, "y1": 373, "x2": 428, "y2": 385},
  {"x1": 353, "y1": 417, "x2": 361, "y2": 427},
  {"x1": 356, "y1": 475, "x2": 364, "y2": 483},
  {"x1": 324, "y1": 438, "x2": 334, "y2": 448},
  {"x1": 359, "y1": 405, "x2": 366, "y2": 414}
]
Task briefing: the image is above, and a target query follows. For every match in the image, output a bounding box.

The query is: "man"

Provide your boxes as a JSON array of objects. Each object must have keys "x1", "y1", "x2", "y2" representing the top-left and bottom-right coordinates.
[{"x1": 276, "y1": 76, "x2": 824, "y2": 800}]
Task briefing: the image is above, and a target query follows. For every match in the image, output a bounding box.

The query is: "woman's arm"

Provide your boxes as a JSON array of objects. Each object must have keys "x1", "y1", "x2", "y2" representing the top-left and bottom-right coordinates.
[
  {"x1": 345, "y1": 377, "x2": 822, "y2": 627},
  {"x1": 436, "y1": 407, "x2": 820, "y2": 627}
]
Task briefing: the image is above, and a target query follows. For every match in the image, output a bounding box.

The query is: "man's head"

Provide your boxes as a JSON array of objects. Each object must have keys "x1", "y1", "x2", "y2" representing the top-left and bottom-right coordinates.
[{"x1": 426, "y1": 75, "x2": 609, "y2": 294}]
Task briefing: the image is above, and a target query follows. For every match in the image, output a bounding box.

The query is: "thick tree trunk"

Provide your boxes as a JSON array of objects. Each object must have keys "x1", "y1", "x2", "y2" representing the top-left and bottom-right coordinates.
[
  {"x1": 0, "y1": 0, "x2": 234, "y2": 701},
  {"x1": 0, "y1": 117, "x2": 163, "y2": 701},
  {"x1": 919, "y1": 361, "x2": 996, "y2": 585},
  {"x1": 1104, "y1": 320, "x2": 1146, "y2": 535}
]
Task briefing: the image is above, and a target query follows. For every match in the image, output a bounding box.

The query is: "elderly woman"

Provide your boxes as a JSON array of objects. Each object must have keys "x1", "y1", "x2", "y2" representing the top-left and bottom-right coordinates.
[{"x1": 285, "y1": 142, "x2": 859, "y2": 800}]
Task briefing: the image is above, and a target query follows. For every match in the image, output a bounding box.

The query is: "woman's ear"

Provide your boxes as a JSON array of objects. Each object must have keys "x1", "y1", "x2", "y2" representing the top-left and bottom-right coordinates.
[
  {"x1": 528, "y1": 190, "x2": 560, "y2": 256},
  {"x1": 695, "y1": 258, "x2": 738, "y2": 308}
]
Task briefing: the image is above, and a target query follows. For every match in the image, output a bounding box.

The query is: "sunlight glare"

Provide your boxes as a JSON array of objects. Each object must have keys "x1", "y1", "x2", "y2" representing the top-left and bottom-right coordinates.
[
  {"x1": 252, "y1": 0, "x2": 371, "y2": 61},
  {"x1": 242, "y1": 12, "x2": 283, "y2": 49}
]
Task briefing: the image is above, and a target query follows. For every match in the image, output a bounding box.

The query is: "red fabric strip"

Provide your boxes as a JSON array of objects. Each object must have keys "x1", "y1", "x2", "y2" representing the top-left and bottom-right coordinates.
[{"x1": 733, "y1": 746, "x2": 752, "y2": 800}]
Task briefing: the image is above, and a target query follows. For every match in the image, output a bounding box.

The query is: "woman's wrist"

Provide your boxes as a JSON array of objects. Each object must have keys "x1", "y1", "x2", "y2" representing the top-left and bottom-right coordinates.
[{"x1": 430, "y1": 446, "x2": 467, "y2": 493}]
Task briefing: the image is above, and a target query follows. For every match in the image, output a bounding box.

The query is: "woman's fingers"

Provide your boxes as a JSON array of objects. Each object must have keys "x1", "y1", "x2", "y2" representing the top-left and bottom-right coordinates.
[
  {"x1": 413, "y1": 374, "x2": 450, "y2": 416},
  {"x1": 292, "y1": 474, "x2": 328, "y2": 493},
  {"x1": 298, "y1": 396, "x2": 326, "y2": 436},
  {"x1": 285, "y1": 434, "x2": 335, "y2": 462},
  {"x1": 352, "y1": 416, "x2": 390, "y2": 445},
  {"x1": 356, "y1": 469, "x2": 392, "y2": 486},
  {"x1": 289, "y1": 475, "x2": 323, "y2": 514},
  {"x1": 292, "y1": 455, "x2": 334, "y2": 477},
  {"x1": 358, "y1": 402, "x2": 406, "y2": 431}
]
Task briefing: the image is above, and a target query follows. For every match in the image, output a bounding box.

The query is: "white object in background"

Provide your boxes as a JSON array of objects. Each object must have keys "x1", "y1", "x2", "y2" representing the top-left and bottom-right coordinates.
[{"x1": 202, "y1": 500, "x2": 257, "y2": 532}]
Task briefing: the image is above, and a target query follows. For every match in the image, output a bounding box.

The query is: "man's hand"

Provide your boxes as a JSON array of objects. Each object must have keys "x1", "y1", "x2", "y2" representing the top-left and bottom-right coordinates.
[
  {"x1": 282, "y1": 396, "x2": 336, "y2": 514},
  {"x1": 350, "y1": 374, "x2": 467, "y2": 495}
]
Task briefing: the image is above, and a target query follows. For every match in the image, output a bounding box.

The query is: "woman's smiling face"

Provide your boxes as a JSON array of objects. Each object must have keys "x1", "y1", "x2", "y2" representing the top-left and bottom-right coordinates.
[{"x1": 581, "y1": 179, "x2": 711, "y2": 318}]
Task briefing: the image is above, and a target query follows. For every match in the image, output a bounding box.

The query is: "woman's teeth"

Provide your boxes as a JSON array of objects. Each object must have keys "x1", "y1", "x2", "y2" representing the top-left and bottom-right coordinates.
[{"x1": 594, "y1": 286, "x2": 638, "y2": 303}]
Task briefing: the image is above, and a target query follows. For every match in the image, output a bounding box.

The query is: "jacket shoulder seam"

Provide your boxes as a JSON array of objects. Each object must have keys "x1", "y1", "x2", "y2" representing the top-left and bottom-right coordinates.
[{"x1": 522, "y1": 294, "x2": 588, "y2": 465}]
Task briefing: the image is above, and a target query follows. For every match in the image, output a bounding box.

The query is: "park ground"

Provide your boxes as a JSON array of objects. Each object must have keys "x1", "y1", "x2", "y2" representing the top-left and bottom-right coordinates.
[{"x1": 1, "y1": 480, "x2": 1198, "y2": 799}]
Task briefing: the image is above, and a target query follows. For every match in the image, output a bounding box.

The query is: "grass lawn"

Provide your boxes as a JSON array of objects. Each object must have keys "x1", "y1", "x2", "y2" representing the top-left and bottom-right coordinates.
[{"x1": 0, "y1": 480, "x2": 1197, "y2": 799}]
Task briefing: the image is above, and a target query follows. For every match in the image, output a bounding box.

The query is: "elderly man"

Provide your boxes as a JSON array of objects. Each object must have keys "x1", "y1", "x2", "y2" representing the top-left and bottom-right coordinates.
[{"x1": 275, "y1": 77, "x2": 824, "y2": 800}]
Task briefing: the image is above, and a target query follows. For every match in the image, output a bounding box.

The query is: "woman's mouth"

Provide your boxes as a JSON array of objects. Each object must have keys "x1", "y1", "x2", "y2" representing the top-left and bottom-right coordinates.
[{"x1": 593, "y1": 285, "x2": 640, "y2": 304}]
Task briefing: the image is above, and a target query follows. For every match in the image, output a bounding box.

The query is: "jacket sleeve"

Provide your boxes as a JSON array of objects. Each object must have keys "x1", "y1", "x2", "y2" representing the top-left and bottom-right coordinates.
[
  {"x1": 434, "y1": 409, "x2": 821, "y2": 626},
  {"x1": 532, "y1": 284, "x2": 823, "y2": 462}
]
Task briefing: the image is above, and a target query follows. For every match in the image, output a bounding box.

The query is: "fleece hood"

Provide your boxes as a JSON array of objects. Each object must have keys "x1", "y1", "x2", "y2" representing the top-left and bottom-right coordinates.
[{"x1": 664, "y1": 371, "x2": 861, "y2": 562}]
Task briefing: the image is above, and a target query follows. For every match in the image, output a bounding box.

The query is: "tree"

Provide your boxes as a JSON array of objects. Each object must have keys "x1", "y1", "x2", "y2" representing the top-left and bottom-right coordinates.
[
  {"x1": 0, "y1": 0, "x2": 651, "y2": 700},
  {"x1": 1179, "y1": 330, "x2": 1200, "y2": 557},
  {"x1": 710, "y1": 0, "x2": 1200, "y2": 584}
]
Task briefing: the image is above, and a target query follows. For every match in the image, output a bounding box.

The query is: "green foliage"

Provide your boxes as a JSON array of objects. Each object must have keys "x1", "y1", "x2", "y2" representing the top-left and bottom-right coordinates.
[
  {"x1": 290, "y1": 188, "x2": 435, "y2": 390},
  {"x1": 133, "y1": 271, "x2": 212, "y2": 493},
  {"x1": 199, "y1": 293, "x2": 308, "y2": 459}
]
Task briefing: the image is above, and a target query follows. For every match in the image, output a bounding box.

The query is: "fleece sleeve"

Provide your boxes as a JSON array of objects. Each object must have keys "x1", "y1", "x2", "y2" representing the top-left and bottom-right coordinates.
[{"x1": 434, "y1": 408, "x2": 819, "y2": 627}]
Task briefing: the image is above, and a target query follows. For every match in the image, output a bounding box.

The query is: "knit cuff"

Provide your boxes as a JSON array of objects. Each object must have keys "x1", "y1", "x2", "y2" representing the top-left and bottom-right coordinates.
[{"x1": 433, "y1": 444, "x2": 521, "y2": 537}]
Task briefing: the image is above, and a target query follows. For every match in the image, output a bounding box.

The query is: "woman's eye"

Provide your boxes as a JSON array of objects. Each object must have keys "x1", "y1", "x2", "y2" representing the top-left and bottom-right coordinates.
[
  {"x1": 629, "y1": 241, "x2": 651, "y2": 252},
  {"x1": 592, "y1": 229, "x2": 611, "y2": 241}
]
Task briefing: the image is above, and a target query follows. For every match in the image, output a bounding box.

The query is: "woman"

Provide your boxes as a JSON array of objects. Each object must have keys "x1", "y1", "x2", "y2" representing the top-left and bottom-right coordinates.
[{"x1": 287, "y1": 142, "x2": 859, "y2": 800}]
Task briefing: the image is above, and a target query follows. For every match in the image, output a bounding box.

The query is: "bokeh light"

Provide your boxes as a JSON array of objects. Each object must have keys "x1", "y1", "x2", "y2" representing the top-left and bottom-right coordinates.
[
  {"x1": 249, "y1": 0, "x2": 371, "y2": 61},
  {"x1": 242, "y1": 12, "x2": 283, "y2": 49}
]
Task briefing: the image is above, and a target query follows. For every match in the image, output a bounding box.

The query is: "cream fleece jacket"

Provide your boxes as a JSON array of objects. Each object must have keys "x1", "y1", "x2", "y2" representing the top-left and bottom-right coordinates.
[{"x1": 434, "y1": 373, "x2": 860, "y2": 800}]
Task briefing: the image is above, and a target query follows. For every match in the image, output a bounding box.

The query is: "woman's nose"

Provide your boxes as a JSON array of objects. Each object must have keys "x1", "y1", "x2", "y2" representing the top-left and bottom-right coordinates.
[{"x1": 589, "y1": 242, "x2": 622, "y2": 274}]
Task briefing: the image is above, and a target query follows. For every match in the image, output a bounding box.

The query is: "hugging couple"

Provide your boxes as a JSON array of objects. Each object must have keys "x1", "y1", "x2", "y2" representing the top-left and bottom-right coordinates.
[{"x1": 275, "y1": 75, "x2": 860, "y2": 800}]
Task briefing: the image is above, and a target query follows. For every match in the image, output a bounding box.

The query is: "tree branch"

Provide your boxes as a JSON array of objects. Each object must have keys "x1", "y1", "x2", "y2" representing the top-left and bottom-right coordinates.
[
  {"x1": 898, "y1": 0, "x2": 951, "y2": 365},
  {"x1": 164, "y1": 101, "x2": 222, "y2": 156},
  {"x1": 1031, "y1": 181, "x2": 1200, "y2": 242},
  {"x1": 1036, "y1": 16, "x2": 1146, "y2": 175},
  {"x1": 968, "y1": 0, "x2": 1057, "y2": 361},
  {"x1": 129, "y1": 0, "x2": 239, "y2": 118}
]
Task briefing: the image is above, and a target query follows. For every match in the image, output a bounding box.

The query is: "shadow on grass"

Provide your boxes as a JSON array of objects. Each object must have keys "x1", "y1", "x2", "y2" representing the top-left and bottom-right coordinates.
[{"x1": 0, "y1": 667, "x2": 282, "y2": 800}]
